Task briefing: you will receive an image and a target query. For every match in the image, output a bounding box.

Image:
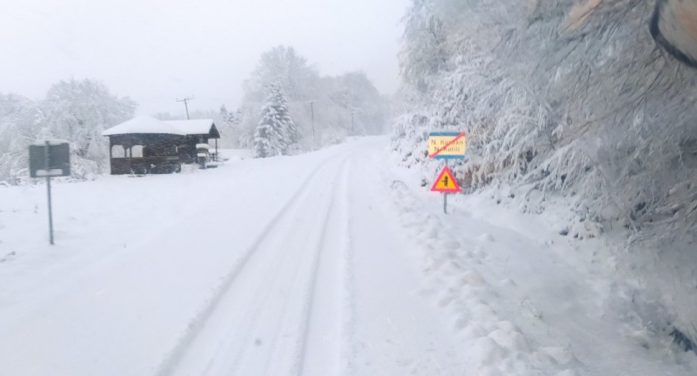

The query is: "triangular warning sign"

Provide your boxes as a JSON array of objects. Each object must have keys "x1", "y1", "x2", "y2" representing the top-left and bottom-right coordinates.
[{"x1": 431, "y1": 166, "x2": 461, "y2": 193}]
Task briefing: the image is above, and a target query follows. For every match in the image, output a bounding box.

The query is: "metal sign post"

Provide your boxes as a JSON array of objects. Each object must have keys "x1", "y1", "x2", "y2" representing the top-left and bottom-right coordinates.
[
  {"x1": 29, "y1": 140, "x2": 71, "y2": 245},
  {"x1": 444, "y1": 160, "x2": 449, "y2": 214},
  {"x1": 428, "y1": 131, "x2": 467, "y2": 214},
  {"x1": 44, "y1": 142, "x2": 54, "y2": 245}
]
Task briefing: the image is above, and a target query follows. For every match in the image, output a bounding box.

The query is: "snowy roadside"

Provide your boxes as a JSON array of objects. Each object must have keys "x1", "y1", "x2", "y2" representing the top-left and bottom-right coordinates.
[
  {"x1": 0, "y1": 138, "x2": 474, "y2": 376},
  {"x1": 0, "y1": 136, "x2": 694, "y2": 376},
  {"x1": 382, "y1": 152, "x2": 697, "y2": 375},
  {"x1": 0, "y1": 147, "x2": 344, "y2": 375}
]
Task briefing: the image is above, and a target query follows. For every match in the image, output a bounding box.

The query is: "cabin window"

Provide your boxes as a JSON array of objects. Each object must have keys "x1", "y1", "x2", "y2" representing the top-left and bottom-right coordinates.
[
  {"x1": 132, "y1": 145, "x2": 144, "y2": 158},
  {"x1": 111, "y1": 145, "x2": 125, "y2": 158}
]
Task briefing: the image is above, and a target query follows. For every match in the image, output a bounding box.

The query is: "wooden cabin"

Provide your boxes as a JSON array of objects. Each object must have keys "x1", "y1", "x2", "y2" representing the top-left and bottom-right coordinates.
[{"x1": 102, "y1": 116, "x2": 220, "y2": 175}]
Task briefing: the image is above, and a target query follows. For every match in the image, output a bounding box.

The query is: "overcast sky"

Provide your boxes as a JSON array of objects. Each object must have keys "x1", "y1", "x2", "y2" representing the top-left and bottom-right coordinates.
[{"x1": 0, "y1": 0, "x2": 409, "y2": 116}]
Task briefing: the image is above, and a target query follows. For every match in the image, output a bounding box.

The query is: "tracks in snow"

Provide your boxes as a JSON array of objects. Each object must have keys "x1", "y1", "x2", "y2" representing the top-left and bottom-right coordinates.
[{"x1": 157, "y1": 155, "x2": 353, "y2": 376}]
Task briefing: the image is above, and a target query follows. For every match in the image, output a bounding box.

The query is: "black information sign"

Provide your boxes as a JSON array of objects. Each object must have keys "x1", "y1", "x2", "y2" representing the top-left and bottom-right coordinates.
[
  {"x1": 29, "y1": 142, "x2": 71, "y2": 178},
  {"x1": 29, "y1": 141, "x2": 71, "y2": 245}
]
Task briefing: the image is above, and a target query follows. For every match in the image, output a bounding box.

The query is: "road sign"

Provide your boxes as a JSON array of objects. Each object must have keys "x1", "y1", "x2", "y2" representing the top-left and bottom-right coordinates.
[
  {"x1": 431, "y1": 166, "x2": 461, "y2": 193},
  {"x1": 428, "y1": 132, "x2": 467, "y2": 159},
  {"x1": 30, "y1": 141, "x2": 71, "y2": 178},
  {"x1": 29, "y1": 140, "x2": 70, "y2": 245}
]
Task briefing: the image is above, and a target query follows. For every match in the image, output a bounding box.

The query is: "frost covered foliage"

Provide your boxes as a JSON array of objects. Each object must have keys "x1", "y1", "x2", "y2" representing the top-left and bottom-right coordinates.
[
  {"x1": 0, "y1": 94, "x2": 42, "y2": 184},
  {"x1": 217, "y1": 106, "x2": 244, "y2": 147},
  {"x1": 393, "y1": 0, "x2": 697, "y2": 345},
  {"x1": 254, "y1": 85, "x2": 298, "y2": 158},
  {"x1": 239, "y1": 46, "x2": 389, "y2": 150},
  {"x1": 0, "y1": 79, "x2": 136, "y2": 184}
]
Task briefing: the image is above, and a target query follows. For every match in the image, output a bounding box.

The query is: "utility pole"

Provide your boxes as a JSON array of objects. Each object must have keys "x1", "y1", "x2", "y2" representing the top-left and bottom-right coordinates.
[
  {"x1": 176, "y1": 96, "x2": 194, "y2": 120},
  {"x1": 310, "y1": 101, "x2": 316, "y2": 149},
  {"x1": 350, "y1": 109, "x2": 355, "y2": 135}
]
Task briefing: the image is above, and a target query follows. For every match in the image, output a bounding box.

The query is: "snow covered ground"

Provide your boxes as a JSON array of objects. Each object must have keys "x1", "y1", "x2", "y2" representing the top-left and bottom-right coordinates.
[{"x1": 0, "y1": 137, "x2": 695, "y2": 375}]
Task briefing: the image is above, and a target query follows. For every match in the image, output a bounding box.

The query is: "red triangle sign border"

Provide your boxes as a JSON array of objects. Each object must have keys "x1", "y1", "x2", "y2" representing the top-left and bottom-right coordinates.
[{"x1": 431, "y1": 166, "x2": 462, "y2": 193}]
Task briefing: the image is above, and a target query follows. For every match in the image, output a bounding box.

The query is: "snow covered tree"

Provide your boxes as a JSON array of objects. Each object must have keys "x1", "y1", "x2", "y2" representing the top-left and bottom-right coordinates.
[
  {"x1": 219, "y1": 105, "x2": 241, "y2": 127},
  {"x1": 253, "y1": 118, "x2": 279, "y2": 158},
  {"x1": 0, "y1": 79, "x2": 136, "y2": 183},
  {"x1": 40, "y1": 79, "x2": 136, "y2": 178},
  {"x1": 254, "y1": 85, "x2": 297, "y2": 158},
  {"x1": 399, "y1": 0, "x2": 449, "y2": 93},
  {"x1": 326, "y1": 72, "x2": 389, "y2": 136},
  {"x1": 244, "y1": 46, "x2": 320, "y2": 103},
  {"x1": 0, "y1": 94, "x2": 43, "y2": 184},
  {"x1": 238, "y1": 46, "x2": 389, "y2": 150},
  {"x1": 393, "y1": 0, "x2": 697, "y2": 346}
]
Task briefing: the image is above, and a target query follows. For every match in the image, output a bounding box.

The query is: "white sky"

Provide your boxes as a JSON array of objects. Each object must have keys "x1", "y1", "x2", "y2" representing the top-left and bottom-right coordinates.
[{"x1": 0, "y1": 0, "x2": 409, "y2": 116}]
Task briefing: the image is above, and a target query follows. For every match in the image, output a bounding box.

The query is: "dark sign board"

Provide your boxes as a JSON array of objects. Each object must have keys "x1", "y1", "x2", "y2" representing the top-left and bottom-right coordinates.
[{"x1": 29, "y1": 142, "x2": 71, "y2": 178}]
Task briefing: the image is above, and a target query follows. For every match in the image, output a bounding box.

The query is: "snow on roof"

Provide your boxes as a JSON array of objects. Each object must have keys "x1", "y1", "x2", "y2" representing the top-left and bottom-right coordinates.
[
  {"x1": 102, "y1": 116, "x2": 217, "y2": 137},
  {"x1": 102, "y1": 116, "x2": 180, "y2": 136},
  {"x1": 164, "y1": 119, "x2": 216, "y2": 136}
]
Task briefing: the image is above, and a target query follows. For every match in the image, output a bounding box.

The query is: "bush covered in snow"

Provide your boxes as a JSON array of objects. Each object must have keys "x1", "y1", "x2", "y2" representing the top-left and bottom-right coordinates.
[
  {"x1": 0, "y1": 79, "x2": 136, "y2": 184},
  {"x1": 393, "y1": 0, "x2": 697, "y2": 346}
]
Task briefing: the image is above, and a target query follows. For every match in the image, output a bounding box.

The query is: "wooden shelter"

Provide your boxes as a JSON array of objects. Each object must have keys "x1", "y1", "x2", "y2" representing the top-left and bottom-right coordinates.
[{"x1": 102, "y1": 116, "x2": 220, "y2": 175}]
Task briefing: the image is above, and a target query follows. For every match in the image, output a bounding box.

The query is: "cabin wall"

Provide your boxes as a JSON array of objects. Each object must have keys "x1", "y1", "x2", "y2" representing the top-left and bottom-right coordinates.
[{"x1": 106, "y1": 133, "x2": 218, "y2": 175}]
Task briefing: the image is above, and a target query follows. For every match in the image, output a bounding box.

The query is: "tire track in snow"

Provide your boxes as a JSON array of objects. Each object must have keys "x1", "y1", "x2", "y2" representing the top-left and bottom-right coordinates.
[
  {"x1": 231, "y1": 161, "x2": 346, "y2": 375},
  {"x1": 292, "y1": 158, "x2": 350, "y2": 376},
  {"x1": 198, "y1": 156, "x2": 350, "y2": 376},
  {"x1": 340, "y1": 160, "x2": 357, "y2": 376},
  {"x1": 155, "y1": 155, "x2": 341, "y2": 376},
  {"x1": 199, "y1": 225, "x2": 302, "y2": 375}
]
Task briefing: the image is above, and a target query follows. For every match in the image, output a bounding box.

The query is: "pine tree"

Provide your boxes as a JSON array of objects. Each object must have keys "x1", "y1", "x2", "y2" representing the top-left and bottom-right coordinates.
[
  {"x1": 253, "y1": 117, "x2": 278, "y2": 158},
  {"x1": 254, "y1": 103, "x2": 281, "y2": 158},
  {"x1": 254, "y1": 84, "x2": 297, "y2": 157},
  {"x1": 272, "y1": 87, "x2": 299, "y2": 152}
]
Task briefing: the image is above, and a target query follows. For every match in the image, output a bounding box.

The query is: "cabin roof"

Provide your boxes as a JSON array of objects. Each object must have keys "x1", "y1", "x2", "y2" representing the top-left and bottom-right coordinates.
[
  {"x1": 164, "y1": 119, "x2": 217, "y2": 136},
  {"x1": 102, "y1": 116, "x2": 219, "y2": 138}
]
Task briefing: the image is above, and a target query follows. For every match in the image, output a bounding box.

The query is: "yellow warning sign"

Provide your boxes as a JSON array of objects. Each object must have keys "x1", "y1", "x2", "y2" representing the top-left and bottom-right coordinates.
[{"x1": 431, "y1": 166, "x2": 461, "y2": 193}]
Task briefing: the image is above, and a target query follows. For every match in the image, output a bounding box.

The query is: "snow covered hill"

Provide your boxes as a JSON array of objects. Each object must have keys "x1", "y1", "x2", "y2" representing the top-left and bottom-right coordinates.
[{"x1": 0, "y1": 137, "x2": 694, "y2": 375}]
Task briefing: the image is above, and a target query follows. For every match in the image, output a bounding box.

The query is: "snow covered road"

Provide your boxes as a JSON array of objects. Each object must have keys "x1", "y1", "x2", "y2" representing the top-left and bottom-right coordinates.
[
  {"x1": 159, "y1": 140, "x2": 465, "y2": 376},
  {"x1": 0, "y1": 137, "x2": 695, "y2": 375},
  {"x1": 0, "y1": 138, "x2": 466, "y2": 375}
]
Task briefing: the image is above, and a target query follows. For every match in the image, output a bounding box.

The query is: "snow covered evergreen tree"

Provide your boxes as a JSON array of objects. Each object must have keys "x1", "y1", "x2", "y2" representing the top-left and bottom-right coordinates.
[
  {"x1": 239, "y1": 46, "x2": 388, "y2": 150},
  {"x1": 253, "y1": 118, "x2": 279, "y2": 158},
  {"x1": 254, "y1": 85, "x2": 297, "y2": 158}
]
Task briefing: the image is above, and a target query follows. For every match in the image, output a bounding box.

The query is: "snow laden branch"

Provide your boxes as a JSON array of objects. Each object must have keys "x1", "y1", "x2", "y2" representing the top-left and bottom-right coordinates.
[{"x1": 393, "y1": 0, "x2": 697, "y2": 346}]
